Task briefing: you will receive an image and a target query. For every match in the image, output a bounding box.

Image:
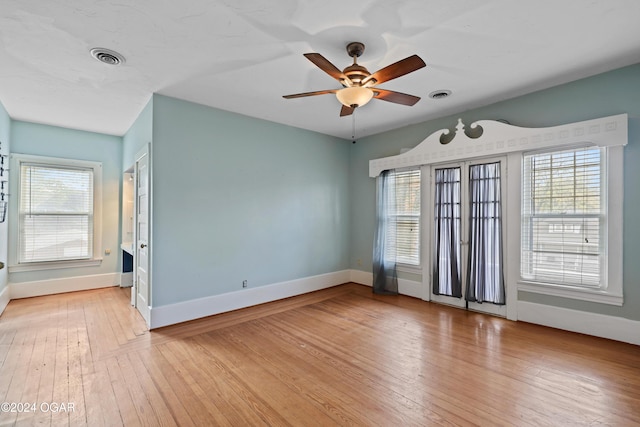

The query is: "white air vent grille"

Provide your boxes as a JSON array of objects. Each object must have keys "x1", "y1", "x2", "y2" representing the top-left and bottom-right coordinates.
[
  {"x1": 429, "y1": 90, "x2": 452, "y2": 99},
  {"x1": 90, "y1": 48, "x2": 125, "y2": 66}
]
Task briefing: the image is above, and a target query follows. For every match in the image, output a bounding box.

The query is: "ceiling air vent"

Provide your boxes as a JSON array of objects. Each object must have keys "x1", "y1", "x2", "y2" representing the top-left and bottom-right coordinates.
[
  {"x1": 90, "y1": 48, "x2": 125, "y2": 66},
  {"x1": 429, "y1": 90, "x2": 452, "y2": 99}
]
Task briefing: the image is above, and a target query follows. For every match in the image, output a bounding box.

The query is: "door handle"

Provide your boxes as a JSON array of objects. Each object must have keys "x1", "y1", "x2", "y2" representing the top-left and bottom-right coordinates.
[{"x1": 140, "y1": 243, "x2": 147, "y2": 249}]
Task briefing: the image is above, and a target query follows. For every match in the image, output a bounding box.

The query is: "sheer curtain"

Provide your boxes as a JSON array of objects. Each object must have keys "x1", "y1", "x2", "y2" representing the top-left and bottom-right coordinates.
[
  {"x1": 466, "y1": 162, "x2": 505, "y2": 304},
  {"x1": 433, "y1": 167, "x2": 462, "y2": 297},
  {"x1": 372, "y1": 170, "x2": 399, "y2": 295}
]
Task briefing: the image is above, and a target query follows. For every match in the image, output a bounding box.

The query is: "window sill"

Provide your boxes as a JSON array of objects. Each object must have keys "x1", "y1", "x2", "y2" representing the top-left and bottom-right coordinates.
[
  {"x1": 518, "y1": 280, "x2": 622, "y2": 306},
  {"x1": 396, "y1": 263, "x2": 422, "y2": 275},
  {"x1": 9, "y1": 258, "x2": 103, "y2": 273}
]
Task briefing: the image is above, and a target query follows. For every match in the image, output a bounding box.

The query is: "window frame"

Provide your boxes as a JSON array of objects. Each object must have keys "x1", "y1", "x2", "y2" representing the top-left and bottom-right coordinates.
[
  {"x1": 370, "y1": 114, "x2": 627, "y2": 314},
  {"x1": 518, "y1": 144, "x2": 623, "y2": 305},
  {"x1": 9, "y1": 154, "x2": 103, "y2": 272},
  {"x1": 386, "y1": 167, "x2": 422, "y2": 270}
]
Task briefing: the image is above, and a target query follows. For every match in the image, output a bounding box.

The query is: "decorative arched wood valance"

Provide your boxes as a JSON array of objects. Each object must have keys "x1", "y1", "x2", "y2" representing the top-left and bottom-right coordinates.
[{"x1": 369, "y1": 114, "x2": 628, "y2": 177}]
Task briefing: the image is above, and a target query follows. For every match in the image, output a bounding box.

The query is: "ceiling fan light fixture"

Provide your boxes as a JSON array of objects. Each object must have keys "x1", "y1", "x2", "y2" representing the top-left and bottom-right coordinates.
[{"x1": 336, "y1": 86, "x2": 374, "y2": 108}]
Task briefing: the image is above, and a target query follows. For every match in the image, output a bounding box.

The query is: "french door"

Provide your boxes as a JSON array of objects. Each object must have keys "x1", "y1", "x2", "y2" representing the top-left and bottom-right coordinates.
[{"x1": 430, "y1": 158, "x2": 506, "y2": 317}]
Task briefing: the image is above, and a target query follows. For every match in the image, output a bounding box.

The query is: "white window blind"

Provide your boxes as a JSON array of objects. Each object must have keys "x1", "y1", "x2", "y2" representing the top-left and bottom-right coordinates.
[
  {"x1": 19, "y1": 163, "x2": 94, "y2": 263},
  {"x1": 387, "y1": 169, "x2": 421, "y2": 266},
  {"x1": 521, "y1": 147, "x2": 604, "y2": 288}
]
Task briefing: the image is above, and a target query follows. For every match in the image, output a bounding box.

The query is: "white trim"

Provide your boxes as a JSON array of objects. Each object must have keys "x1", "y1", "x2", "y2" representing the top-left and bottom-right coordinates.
[
  {"x1": 9, "y1": 272, "x2": 119, "y2": 299},
  {"x1": 9, "y1": 258, "x2": 103, "y2": 273},
  {"x1": 395, "y1": 264, "x2": 422, "y2": 275},
  {"x1": 517, "y1": 301, "x2": 640, "y2": 346},
  {"x1": 370, "y1": 114, "x2": 628, "y2": 177},
  {"x1": 398, "y1": 277, "x2": 422, "y2": 299},
  {"x1": 517, "y1": 145, "x2": 624, "y2": 305},
  {"x1": 0, "y1": 285, "x2": 9, "y2": 315},
  {"x1": 9, "y1": 153, "x2": 104, "y2": 271},
  {"x1": 120, "y1": 271, "x2": 133, "y2": 287},
  {"x1": 350, "y1": 269, "x2": 372, "y2": 286},
  {"x1": 518, "y1": 281, "x2": 623, "y2": 306},
  {"x1": 149, "y1": 270, "x2": 351, "y2": 329},
  {"x1": 504, "y1": 152, "x2": 521, "y2": 320}
]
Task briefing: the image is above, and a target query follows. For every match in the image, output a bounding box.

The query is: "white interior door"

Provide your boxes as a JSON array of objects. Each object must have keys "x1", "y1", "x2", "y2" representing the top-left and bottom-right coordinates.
[
  {"x1": 430, "y1": 158, "x2": 507, "y2": 317},
  {"x1": 134, "y1": 145, "x2": 150, "y2": 325}
]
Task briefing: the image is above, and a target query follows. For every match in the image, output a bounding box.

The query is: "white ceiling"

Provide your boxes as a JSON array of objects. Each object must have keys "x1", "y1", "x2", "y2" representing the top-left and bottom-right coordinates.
[{"x1": 1, "y1": 0, "x2": 639, "y2": 140}]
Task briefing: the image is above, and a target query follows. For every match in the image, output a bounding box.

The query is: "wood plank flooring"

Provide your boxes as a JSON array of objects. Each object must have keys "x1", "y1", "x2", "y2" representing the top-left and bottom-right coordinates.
[{"x1": 0, "y1": 283, "x2": 639, "y2": 426}]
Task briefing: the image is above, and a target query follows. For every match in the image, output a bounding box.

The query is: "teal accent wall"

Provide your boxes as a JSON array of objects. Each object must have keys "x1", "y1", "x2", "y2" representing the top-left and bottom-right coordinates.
[
  {"x1": 123, "y1": 97, "x2": 153, "y2": 170},
  {"x1": 0, "y1": 101, "x2": 10, "y2": 294},
  {"x1": 349, "y1": 63, "x2": 640, "y2": 321},
  {"x1": 150, "y1": 95, "x2": 350, "y2": 307},
  {"x1": 8, "y1": 121, "x2": 123, "y2": 284}
]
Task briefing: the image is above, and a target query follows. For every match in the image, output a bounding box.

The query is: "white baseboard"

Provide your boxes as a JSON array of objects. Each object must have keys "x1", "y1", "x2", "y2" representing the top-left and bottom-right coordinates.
[
  {"x1": 349, "y1": 270, "x2": 423, "y2": 299},
  {"x1": 120, "y1": 272, "x2": 133, "y2": 288},
  {"x1": 517, "y1": 301, "x2": 640, "y2": 346},
  {"x1": 9, "y1": 273, "x2": 120, "y2": 299},
  {"x1": 351, "y1": 269, "x2": 639, "y2": 345},
  {"x1": 0, "y1": 285, "x2": 9, "y2": 316},
  {"x1": 149, "y1": 270, "x2": 352, "y2": 329},
  {"x1": 350, "y1": 269, "x2": 372, "y2": 286}
]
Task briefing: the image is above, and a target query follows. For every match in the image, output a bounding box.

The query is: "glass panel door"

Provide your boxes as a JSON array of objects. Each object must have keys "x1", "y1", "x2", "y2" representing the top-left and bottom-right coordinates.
[{"x1": 430, "y1": 159, "x2": 507, "y2": 316}]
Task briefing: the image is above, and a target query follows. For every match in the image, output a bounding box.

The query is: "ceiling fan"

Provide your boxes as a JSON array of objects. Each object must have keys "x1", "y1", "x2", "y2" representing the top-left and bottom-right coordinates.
[{"x1": 283, "y1": 42, "x2": 426, "y2": 117}]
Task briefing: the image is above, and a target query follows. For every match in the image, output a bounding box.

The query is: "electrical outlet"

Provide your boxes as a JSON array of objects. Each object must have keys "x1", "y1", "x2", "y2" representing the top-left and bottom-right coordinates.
[{"x1": 242, "y1": 280, "x2": 248, "y2": 288}]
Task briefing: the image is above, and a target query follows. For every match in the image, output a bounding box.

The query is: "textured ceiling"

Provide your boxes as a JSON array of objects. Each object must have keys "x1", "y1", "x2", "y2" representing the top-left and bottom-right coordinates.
[{"x1": 1, "y1": 0, "x2": 639, "y2": 140}]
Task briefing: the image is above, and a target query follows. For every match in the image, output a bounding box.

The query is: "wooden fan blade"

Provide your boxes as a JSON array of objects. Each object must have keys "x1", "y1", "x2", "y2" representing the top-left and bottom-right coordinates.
[
  {"x1": 362, "y1": 55, "x2": 426, "y2": 86},
  {"x1": 283, "y1": 89, "x2": 337, "y2": 99},
  {"x1": 304, "y1": 53, "x2": 349, "y2": 83},
  {"x1": 373, "y1": 89, "x2": 421, "y2": 106},
  {"x1": 340, "y1": 105, "x2": 355, "y2": 117}
]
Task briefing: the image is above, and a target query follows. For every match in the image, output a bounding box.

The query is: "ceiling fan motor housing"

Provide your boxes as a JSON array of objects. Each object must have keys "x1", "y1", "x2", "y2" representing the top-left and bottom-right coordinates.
[
  {"x1": 344, "y1": 42, "x2": 370, "y2": 85},
  {"x1": 343, "y1": 64, "x2": 371, "y2": 85}
]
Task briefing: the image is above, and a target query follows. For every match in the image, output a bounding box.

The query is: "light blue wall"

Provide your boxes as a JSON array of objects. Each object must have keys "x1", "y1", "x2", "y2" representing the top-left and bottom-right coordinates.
[
  {"x1": 8, "y1": 121, "x2": 123, "y2": 284},
  {"x1": 123, "y1": 97, "x2": 153, "y2": 170},
  {"x1": 349, "y1": 62, "x2": 640, "y2": 321},
  {"x1": 150, "y1": 95, "x2": 350, "y2": 307},
  {"x1": 0, "y1": 101, "x2": 10, "y2": 294}
]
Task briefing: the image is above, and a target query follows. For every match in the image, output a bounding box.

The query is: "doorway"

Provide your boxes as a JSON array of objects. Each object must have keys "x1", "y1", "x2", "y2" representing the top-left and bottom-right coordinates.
[
  {"x1": 429, "y1": 158, "x2": 507, "y2": 317},
  {"x1": 132, "y1": 144, "x2": 151, "y2": 326}
]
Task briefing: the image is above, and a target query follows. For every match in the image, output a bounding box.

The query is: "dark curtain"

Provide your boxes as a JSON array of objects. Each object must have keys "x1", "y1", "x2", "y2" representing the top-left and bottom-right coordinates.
[
  {"x1": 466, "y1": 162, "x2": 505, "y2": 304},
  {"x1": 433, "y1": 167, "x2": 462, "y2": 297},
  {"x1": 372, "y1": 170, "x2": 399, "y2": 295}
]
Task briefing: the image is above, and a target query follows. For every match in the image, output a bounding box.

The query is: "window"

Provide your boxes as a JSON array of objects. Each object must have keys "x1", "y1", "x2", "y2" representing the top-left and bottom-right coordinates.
[
  {"x1": 521, "y1": 147, "x2": 604, "y2": 288},
  {"x1": 12, "y1": 154, "x2": 102, "y2": 270},
  {"x1": 386, "y1": 168, "x2": 421, "y2": 266}
]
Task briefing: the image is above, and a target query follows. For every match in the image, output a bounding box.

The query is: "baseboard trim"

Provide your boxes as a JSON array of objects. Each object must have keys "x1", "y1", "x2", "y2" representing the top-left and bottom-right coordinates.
[
  {"x1": 0, "y1": 285, "x2": 9, "y2": 316},
  {"x1": 349, "y1": 269, "x2": 372, "y2": 287},
  {"x1": 349, "y1": 270, "x2": 423, "y2": 299},
  {"x1": 351, "y1": 269, "x2": 639, "y2": 345},
  {"x1": 9, "y1": 273, "x2": 120, "y2": 299},
  {"x1": 517, "y1": 301, "x2": 640, "y2": 346},
  {"x1": 120, "y1": 272, "x2": 133, "y2": 288},
  {"x1": 149, "y1": 270, "x2": 352, "y2": 329}
]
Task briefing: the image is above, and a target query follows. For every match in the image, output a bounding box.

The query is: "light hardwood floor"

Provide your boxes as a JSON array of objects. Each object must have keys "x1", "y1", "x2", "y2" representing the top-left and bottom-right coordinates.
[{"x1": 0, "y1": 283, "x2": 639, "y2": 426}]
